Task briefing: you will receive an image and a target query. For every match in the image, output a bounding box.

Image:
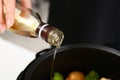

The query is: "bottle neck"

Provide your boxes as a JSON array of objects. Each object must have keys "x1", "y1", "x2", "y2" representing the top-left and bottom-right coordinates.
[
  {"x1": 36, "y1": 23, "x2": 64, "y2": 47},
  {"x1": 36, "y1": 23, "x2": 54, "y2": 41}
]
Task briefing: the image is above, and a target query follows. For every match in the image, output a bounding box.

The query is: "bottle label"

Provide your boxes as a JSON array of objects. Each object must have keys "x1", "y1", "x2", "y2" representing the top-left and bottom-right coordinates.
[{"x1": 38, "y1": 24, "x2": 49, "y2": 38}]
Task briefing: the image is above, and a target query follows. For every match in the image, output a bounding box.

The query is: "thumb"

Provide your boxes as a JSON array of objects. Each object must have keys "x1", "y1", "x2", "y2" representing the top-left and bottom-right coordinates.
[
  {"x1": 19, "y1": 0, "x2": 32, "y2": 9},
  {"x1": 19, "y1": 0, "x2": 32, "y2": 18}
]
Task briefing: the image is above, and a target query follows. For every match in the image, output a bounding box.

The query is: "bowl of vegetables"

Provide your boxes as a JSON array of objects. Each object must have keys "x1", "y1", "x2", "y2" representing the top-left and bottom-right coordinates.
[{"x1": 17, "y1": 43, "x2": 120, "y2": 80}]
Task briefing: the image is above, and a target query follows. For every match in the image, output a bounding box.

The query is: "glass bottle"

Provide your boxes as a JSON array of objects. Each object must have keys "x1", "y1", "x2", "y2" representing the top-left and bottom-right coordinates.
[{"x1": 8, "y1": 4, "x2": 64, "y2": 47}]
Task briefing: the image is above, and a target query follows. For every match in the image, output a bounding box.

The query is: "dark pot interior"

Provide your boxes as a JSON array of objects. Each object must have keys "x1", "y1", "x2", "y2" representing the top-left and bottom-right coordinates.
[{"x1": 19, "y1": 43, "x2": 120, "y2": 80}]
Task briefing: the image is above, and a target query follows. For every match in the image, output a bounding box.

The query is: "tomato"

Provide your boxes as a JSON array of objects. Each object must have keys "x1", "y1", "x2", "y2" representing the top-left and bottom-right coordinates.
[{"x1": 66, "y1": 71, "x2": 85, "y2": 80}]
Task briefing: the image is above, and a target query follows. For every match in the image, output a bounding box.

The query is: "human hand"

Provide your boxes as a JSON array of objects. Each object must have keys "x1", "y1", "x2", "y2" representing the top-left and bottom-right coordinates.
[{"x1": 0, "y1": 0, "x2": 32, "y2": 33}]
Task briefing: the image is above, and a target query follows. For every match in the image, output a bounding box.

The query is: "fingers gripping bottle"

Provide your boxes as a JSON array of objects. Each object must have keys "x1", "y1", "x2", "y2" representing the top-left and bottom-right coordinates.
[{"x1": 9, "y1": 4, "x2": 64, "y2": 47}]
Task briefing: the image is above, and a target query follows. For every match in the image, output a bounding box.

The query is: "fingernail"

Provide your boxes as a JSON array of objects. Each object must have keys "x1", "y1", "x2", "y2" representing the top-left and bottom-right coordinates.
[
  {"x1": 6, "y1": 19, "x2": 12, "y2": 28},
  {"x1": 0, "y1": 24, "x2": 5, "y2": 33}
]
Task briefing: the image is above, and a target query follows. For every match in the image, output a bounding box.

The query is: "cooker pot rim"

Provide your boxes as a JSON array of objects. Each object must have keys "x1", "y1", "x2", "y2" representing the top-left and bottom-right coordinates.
[{"x1": 18, "y1": 43, "x2": 120, "y2": 80}]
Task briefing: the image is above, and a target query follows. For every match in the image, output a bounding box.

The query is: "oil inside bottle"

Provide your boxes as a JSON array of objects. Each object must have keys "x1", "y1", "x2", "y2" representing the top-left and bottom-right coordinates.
[{"x1": 9, "y1": 8, "x2": 39, "y2": 38}]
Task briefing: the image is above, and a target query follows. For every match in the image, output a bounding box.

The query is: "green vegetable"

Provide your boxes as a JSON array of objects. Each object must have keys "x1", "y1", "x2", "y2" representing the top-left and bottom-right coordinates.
[
  {"x1": 52, "y1": 72, "x2": 64, "y2": 80},
  {"x1": 85, "y1": 70, "x2": 99, "y2": 80}
]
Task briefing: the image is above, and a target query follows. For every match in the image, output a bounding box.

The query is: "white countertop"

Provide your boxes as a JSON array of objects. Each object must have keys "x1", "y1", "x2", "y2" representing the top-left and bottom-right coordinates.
[{"x1": 0, "y1": 31, "x2": 50, "y2": 80}]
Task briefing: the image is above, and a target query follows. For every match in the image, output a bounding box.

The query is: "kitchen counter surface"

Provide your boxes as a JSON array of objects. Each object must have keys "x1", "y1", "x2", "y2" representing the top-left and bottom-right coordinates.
[{"x1": 0, "y1": 31, "x2": 50, "y2": 80}]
